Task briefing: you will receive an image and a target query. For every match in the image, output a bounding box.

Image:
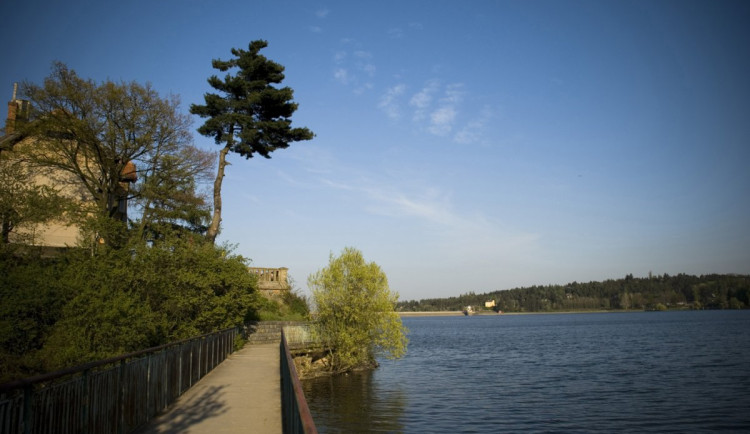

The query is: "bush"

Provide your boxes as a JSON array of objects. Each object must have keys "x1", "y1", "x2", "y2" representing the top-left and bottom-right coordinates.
[
  {"x1": 0, "y1": 235, "x2": 261, "y2": 380},
  {"x1": 308, "y1": 247, "x2": 407, "y2": 374}
]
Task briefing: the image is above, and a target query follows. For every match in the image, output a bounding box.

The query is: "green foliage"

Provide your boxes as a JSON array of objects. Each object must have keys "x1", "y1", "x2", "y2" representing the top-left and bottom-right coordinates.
[
  {"x1": 133, "y1": 143, "x2": 214, "y2": 240},
  {"x1": 254, "y1": 287, "x2": 311, "y2": 322},
  {"x1": 190, "y1": 40, "x2": 314, "y2": 243},
  {"x1": 0, "y1": 235, "x2": 260, "y2": 382},
  {"x1": 0, "y1": 65, "x2": 261, "y2": 384},
  {"x1": 282, "y1": 284, "x2": 311, "y2": 319},
  {"x1": 190, "y1": 40, "x2": 314, "y2": 158},
  {"x1": 398, "y1": 273, "x2": 750, "y2": 313},
  {"x1": 0, "y1": 250, "x2": 69, "y2": 380},
  {"x1": 0, "y1": 157, "x2": 67, "y2": 244},
  {"x1": 20, "y1": 62, "x2": 204, "y2": 227},
  {"x1": 308, "y1": 247, "x2": 408, "y2": 374}
]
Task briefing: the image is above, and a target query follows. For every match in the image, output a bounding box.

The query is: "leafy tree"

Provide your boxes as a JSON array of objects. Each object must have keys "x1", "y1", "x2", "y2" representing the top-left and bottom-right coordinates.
[
  {"x1": 190, "y1": 40, "x2": 314, "y2": 244},
  {"x1": 308, "y1": 247, "x2": 408, "y2": 373},
  {"x1": 0, "y1": 251, "x2": 70, "y2": 381},
  {"x1": 0, "y1": 156, "x2": 67, "y2": 244},
  {"x1": 19, "y1": 63, "x2": 205, "y2": 245},
  {"x1": 133, "y1": 144, "x2": 214, "y2": 240}
]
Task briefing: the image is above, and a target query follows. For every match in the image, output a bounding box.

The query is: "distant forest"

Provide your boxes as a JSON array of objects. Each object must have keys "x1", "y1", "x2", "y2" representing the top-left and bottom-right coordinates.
[{"x1": 397, "y1": 274, "x2": 750, "y2": 312}]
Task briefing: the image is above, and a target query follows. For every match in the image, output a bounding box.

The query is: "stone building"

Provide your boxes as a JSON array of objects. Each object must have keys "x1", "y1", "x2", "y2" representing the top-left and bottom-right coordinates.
[{"x1": 248, "y1": 267, "x2": 290, "y2": 298}]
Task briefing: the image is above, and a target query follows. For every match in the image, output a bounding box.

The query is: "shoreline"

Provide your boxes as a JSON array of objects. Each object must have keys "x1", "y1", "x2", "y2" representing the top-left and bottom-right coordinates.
[
  {"x1": 398, "y1": 309, "x2": 638, "y2": 317},
  {"x1": 398, "y1": 311, "x2": 465, "y2": 317}
]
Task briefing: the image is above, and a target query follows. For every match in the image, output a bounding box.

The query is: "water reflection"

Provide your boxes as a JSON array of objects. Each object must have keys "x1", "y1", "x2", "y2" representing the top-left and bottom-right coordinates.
[
  {"x1": 302, "y1": 369, "x2": 406, "y2": 433},
  {"x1": 302, "y1": 313, "x2": 750, "y2": 433}
]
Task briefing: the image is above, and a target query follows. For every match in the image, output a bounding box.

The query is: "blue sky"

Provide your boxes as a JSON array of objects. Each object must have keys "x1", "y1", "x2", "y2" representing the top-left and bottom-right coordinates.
[{"x1": 2, "y1": 0, "x2": 749, "y2": 300}]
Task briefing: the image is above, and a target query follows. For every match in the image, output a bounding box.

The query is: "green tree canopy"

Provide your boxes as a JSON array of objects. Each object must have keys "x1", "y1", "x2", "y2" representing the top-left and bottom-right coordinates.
[
  {"x1": 18, "y1": 62, "x2": 210, "y2": 245},
  {"x1": 190, "y1": 40, "x2": 314, "y2": 243},
  {"x1": 308, "y1": 247, "x2": 408, "y2": 373}
]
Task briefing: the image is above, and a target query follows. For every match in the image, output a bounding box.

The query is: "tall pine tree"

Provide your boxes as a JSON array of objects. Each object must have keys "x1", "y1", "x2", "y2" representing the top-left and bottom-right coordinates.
[{"x1": 190, "y1": 40, "x2": 314, "y2": 243}]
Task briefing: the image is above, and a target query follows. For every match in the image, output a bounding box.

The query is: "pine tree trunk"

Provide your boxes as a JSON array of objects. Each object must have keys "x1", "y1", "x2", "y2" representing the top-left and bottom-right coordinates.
[{"x1": 205, "y1": 144, "x2": 230, "y2": 244}]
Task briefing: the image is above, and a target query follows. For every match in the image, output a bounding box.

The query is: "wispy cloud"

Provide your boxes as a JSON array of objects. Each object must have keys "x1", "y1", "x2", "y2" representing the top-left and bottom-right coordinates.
[
  {"x1": 442, "y1": 83, "x2": 464, "y2": 104},
  {"x1": 454, "y1": 105, "x2": 493, "y2": 145},
  {"x1": 332, "y1": 42, "x2": 375, "y2": 93},
  {"x1": 281, "y1": 150, "x2": 540, "y2": 278},
  {"x1": 318, "y1": 169, "x2": 540, "y2": 258},
  {"x1": 320, "y1": 172, "x2": 457, "y2": 226},
  {"x1": 364, "y1": 187, "x2": 456, "y2": 225},
  {"x1": 353, "y1": 51, "x2": 376, "y2": 77},
  {"x1": 387, "y1": 28, "x2": 404, "y2": 39},
  {"x1": 333, "y1": 68, "x2": 351, "y2": 85},
  {"x1": 316, "y1": 9, "x2": 329, "y2": 18},
  {"x1": 309, "y1": 26, "x2": 322, "y2": 33},
  {"x1": 428, "y1": 106, "x2": 457, "y2": 136},
  {"x1": 379, "y1": 84, "x2": 406, "y2": 120},
  {"x1": 410, "y1": 79, "x2": 440, "y2": 121},
  {"x1": 388, "y1": 23, "x2": 424, "y2": 39},
  {"x1": 406, "y1": 81, "x2": 465, "y2": 136}
]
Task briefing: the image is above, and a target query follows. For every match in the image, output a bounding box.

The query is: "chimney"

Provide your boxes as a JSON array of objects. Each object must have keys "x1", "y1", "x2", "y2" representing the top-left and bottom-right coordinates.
[{"x1": 5, "y1": 83, "x2": 30, "y2": 135}]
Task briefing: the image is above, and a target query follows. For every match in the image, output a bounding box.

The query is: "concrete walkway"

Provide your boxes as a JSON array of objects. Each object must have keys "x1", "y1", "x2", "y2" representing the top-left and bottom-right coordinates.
[{"x1": 139, "y1": 343, "x2": 281, "y2": 434}]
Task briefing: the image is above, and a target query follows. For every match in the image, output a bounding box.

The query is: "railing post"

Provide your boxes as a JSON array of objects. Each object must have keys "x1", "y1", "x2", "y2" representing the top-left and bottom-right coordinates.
[
  {"x1": 197, "y1": 339, "x2": 202, "y2": 381},
  {"x1": 22, "y1": 384, "x2": 32, "y2": 434},
  {"x1": 178, "y1": 343, "x2": 183, "y2": 398},
  {"x1": 146, "y1": 352, "x2": 152, "y2": 420},
  {"x1": 117, "y1": 359, "x2": 125, "y2": 434},
  {"x1": 189, "y1": 341, "x2": 194, "y2": 388},
  {"x1": 81, "y1": 368, "x2": 89, "y2": 434}
]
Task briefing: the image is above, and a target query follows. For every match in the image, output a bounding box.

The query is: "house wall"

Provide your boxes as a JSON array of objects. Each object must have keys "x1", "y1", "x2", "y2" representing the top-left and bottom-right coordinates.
[{"x1": 4, "y1": 135, "x2": 87, "y2": 247}]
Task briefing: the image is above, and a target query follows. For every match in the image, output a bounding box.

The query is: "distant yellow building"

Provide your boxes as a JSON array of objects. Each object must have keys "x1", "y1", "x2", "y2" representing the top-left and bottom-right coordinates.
[{"x1": 485, "y1": 300, "x2": 496, "y2": 308}]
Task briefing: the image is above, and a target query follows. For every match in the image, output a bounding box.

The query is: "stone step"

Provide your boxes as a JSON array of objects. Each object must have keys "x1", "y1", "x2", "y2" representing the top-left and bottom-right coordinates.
[
  {"x1": 248, "y1": 331, "x2": 281, "y2": 339},
  {"x1": 245, "y1": 321, "x2": 286, "y2": 345}
]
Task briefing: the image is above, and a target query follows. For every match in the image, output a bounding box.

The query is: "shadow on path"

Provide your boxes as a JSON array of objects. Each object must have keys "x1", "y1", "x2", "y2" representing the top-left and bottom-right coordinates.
[
  {"x1": 137, "y1": 384, "x2": 228, "y2": 433},
  {"x1": 135, "y1": 343, "x2": 282, "y2": 433}
]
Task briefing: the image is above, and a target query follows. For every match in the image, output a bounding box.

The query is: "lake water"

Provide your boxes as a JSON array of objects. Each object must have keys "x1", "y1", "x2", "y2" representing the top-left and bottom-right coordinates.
[{"x1": 302, "y1": 311, "x2": 750, "y2": 433}]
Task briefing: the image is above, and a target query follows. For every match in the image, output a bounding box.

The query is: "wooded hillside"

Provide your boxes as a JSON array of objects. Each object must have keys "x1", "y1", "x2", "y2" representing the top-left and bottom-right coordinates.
[{"x1": 397, "y1": 274, "x2": 750, "y2": 312}]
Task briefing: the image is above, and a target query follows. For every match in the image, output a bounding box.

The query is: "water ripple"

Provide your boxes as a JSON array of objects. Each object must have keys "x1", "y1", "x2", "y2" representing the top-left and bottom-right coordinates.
[{"x1": 303, "y1": 311, "x2": 750, "y2": 433}]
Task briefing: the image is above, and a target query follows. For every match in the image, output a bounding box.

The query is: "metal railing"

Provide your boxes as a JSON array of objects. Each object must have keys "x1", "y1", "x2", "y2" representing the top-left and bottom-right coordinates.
[
  {"x1": 280, "y1": 330, "x2": 317, "y2": 434},
  {"x1": 0, "y1": 327, "x2": 239, "y2": 434},
  {"x1": 282, "y1": 323, "x2": 318, "y2": 350}
]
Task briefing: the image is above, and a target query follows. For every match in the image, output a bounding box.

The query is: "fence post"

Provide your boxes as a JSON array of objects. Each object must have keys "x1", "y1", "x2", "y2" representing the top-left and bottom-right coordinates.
[
  {"x1": 81, "y1": 369, "x2": 90, "y2": 434},
  {"x1": 178, "y1": 343, "x2": 183, "y2": 398},
  {"x1": 22, "y1": 385, "x2": 32, "y2": 434},
  {"x1": 197, "y1": 339, "x2": 202, "y2": 380},
  {"x1": 117, "y1": 359, "x2": 125, "y2": 434}
]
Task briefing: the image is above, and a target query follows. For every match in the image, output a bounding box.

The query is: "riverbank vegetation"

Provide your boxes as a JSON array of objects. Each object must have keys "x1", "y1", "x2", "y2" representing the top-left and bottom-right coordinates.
[
  {"x1": 398, "y1": 273, "x2": 750, "y2": 313},
  {"x1": 306, "y1": 247, "x2": 408, "y2": 376}
]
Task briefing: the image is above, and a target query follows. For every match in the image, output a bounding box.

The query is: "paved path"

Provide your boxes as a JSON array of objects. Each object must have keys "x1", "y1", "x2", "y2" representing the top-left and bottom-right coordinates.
[{"x1": 139, "y1": 343, "x2": 281, "y2": 434}]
